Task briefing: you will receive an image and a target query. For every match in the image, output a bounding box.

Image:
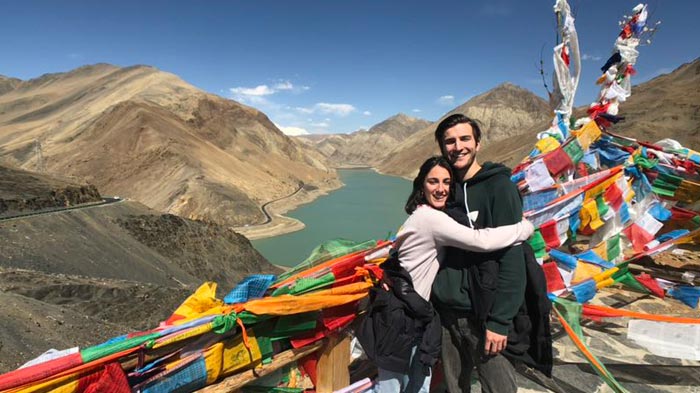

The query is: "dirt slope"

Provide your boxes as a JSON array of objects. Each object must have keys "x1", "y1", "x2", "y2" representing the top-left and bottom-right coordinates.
[
  {"x1": 0, "y1": 64, "x2": 339, "y2": 226},
  {"x1": 376, "y1": 83, "x2": 552, "y2": 178}
]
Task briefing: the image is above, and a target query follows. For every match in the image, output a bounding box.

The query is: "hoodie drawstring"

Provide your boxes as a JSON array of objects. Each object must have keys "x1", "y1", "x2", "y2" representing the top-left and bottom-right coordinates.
[{"x1": 463, "y1": 182, "x2": 474, "y2": 228}]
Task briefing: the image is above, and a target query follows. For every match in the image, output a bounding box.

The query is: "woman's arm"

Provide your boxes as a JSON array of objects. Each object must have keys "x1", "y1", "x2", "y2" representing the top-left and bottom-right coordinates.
[{"x1": 424, "y1": 208, "x2": 534, "y2": 252}]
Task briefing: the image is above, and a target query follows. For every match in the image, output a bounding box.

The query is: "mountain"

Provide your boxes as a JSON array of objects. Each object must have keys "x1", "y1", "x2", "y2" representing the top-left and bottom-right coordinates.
[
  {"x1": 0, "y1": 64, "x2": 340, "y2": 227},
  {"x1": 0, "y1": 164, "x2": 281, "y2": 370},
  {"x1": 298, "y1": 113, "x2": 431, "y2": 167},
  {"x1": 376, "y1": 83, "x2": 552, "y2": 178},
  {"x1": 608, "y1": 58, "x2": 700, "y2": 147},
  {"x1": 0, "y1": 75, "x2": 21, "y2": 95},
  {"x1": 476, "y1": 58, "x2": 700, "y2": 170}
]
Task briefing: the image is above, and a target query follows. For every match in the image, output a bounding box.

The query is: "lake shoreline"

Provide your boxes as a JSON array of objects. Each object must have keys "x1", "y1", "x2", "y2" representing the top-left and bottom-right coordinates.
[
  {"x1": 233, "y1": 180, "x2": 344, "y2": 240},
  {"x1": 251, "y1": 169, "x2": 410, "y2": 267}
]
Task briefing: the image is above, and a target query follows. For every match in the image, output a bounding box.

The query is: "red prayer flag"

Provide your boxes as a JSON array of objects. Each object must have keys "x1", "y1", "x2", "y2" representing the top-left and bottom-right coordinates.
[
  {"x1": 561, "y1": 45, "x2": 570, "y2": 66},
  {"x1": 623, "y1": 223, "x2": 655, "y2": 253},
  {"x1": 542, "y1": 262, "x2": 566, "y2": 293},
  {"x1": 539, "y1": 220, "x2": 561, "y2": 249},
  {"x1": 543, "y1": 147, "x2": 574, "y2": 177},
  {"x1": 78, "y1": 363, "x2": 131, "y2": 393},
  {"x1": 635, "y1": 273, "x2": 665, "y2": 298},
  {"x1": 604, "y1": 183, "x2": 623, "y2": 210}
]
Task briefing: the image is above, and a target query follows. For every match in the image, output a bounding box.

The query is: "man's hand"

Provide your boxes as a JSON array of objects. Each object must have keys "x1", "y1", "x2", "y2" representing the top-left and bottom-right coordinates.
[{"x1": 484, "y1": 329, "x2": 507, "y2": 356}]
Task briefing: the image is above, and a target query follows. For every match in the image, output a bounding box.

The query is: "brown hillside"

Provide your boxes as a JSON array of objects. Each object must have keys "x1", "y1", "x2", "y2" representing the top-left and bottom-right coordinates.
[
  {"x1": 298, "y1": 113, "x2": 431, "y2": 167},
  {"x1": 0, "y1": 75, "x2": 21, "y2": 95},
  {"x1": 377, "y1": 83, "x2": 551, "y2": 178},
  {"x1": 480, "y1": 58, "x2": 700, "y2": 169},
  {"x1": 0, "y1": 164, "x2": 102, "y2": 216},
  {"x1": 609, "y1": 58, "x2": 700, "y2": 147},
  {"x1": 0, "y1": 165, "x2": 281, "y2": 371},
  {"x1": 0, "y1": 64, "x2": 339, "y2": 226}
]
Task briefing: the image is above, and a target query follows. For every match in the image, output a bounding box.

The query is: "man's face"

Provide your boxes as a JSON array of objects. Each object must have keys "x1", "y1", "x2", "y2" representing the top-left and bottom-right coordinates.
[{"x1": 442, "y1": 123, "x2": 480, "y2": 172}]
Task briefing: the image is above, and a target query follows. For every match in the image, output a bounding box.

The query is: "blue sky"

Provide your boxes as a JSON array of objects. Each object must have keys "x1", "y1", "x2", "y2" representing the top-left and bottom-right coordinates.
[{"x1": 1, "y1": 1, "x2": 698, "y2": 135}]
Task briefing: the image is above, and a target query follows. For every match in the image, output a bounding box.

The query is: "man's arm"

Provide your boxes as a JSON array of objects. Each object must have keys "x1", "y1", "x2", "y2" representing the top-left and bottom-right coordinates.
[{"x1": 484, "y1": 176, "x2": 527, "y2": 355}]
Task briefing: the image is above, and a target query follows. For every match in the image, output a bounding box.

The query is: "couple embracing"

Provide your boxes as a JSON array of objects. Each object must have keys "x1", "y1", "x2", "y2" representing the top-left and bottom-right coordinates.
[{"x1": 359, "y1": 114, "x2": 552, "y2": 393}]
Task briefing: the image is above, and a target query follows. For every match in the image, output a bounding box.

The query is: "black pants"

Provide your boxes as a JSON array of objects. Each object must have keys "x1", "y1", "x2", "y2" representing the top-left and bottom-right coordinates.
[{"x1": 439, "y1": 309, "x2": 517, "y2": 393}]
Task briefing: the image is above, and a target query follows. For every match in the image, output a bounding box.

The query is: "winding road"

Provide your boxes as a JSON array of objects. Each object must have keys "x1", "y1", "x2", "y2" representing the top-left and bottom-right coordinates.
[
  {"x1": 0, "y1": 197, "x2": 124, "y2": 222},
  {"x1": 256, "y1": 183, "x2": 304, "y2": 225}
]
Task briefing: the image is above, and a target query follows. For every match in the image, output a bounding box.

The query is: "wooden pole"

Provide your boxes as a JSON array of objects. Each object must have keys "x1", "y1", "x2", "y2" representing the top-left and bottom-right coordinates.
[
  {"x1": 195, "y1": 340, "x2": 324, "y2": 393},
  {"x1": 315, "y1": 333, "x2": 351, "y2": 393}
]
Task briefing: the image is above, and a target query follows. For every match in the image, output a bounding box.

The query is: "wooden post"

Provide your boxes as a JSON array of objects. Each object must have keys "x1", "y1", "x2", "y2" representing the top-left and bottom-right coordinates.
[{"x1": 315, "y1": 332, "x2": 351, "y2": 393}]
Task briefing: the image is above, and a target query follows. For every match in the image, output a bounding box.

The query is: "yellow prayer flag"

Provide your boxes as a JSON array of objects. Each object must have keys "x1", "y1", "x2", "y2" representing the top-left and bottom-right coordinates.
[
  {"x1": 535, "y1": 136, "x2": 561, "y2": 155},
  {"x1": 580, "y1": 199, "x2": 605, "y2": 231},
  {"x1": 222, "y1": 330, "x2": 262, "y2": 375},
  {"x1": 591, "y1": 240, "x2": 609, "y2": 261},
  {"x1": 571, "y1": 262, "x2": 603, "y2": 284},
  {"x1": 575, "y1": 121, "x2": 602, "y2": 150},
  {"x1": 674, "y1": 180, "x2": 700, "y2": 204},
  {"x1": 584, "y1": 172, "x2": 623, "y2": 201},
  {"x1": 203, "y1": 342, "x2": 224, "y2": 384}
]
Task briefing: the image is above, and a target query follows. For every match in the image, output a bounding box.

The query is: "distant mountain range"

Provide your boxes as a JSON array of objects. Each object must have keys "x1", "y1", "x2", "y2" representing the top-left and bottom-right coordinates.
[
  {"x1": 0, "y1": 64, "x2": 339, "y2": 226},
  {"x1": 302, "y1": 58, "x2": 700, "y2": 179},
  {"x1": 297, "y1": 113, "x2": 431, "y2": 167},
  {"x1": 1, "y1": 58, "x2": 697, "y2": 227}
]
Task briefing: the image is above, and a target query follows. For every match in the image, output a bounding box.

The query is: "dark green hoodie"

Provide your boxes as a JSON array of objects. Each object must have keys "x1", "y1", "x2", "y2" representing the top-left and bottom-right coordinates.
[{"x1": 431, "y1": 162, "x2": 526, "y2": 336}]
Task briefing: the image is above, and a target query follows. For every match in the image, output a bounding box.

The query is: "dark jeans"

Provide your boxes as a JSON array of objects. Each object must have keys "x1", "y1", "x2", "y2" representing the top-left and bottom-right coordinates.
[{"x1": 439, "y1": 309, "x2": 517, "y2": 393}]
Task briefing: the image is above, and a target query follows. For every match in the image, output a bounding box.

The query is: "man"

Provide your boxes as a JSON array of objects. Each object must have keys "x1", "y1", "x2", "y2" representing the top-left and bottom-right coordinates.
[{"x1": 431, "y1": 114, "x2": 526, "y2": 393}]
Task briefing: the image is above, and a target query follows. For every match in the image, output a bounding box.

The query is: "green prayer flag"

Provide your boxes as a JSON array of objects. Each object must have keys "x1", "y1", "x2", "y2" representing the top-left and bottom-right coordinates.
[
  {"x1": 274, "y1": 239, "x2": 377, "y2": 283},
  {"x1": 528, "y1": 229, "x2": 547, "y2": 258},
  {"x1": 273, "y1": 271, "x2": 336, "y2": 297},
  {"x1": 633, "y1": 154, "x2": 659, "y2": 169},
  {"x1": 606, "y1": 234, "x2": 621, "y2": 261},
  {"x1": 552, "y1": 298, "x2": 629, "y2": 393},
  {"x1": 81, "y1": 332, "x2": 161, "y2": 363},
  {"x1": 273, "y1": 312, "x2": 319, "y2": 336},
  {"x1": 596, "y1": 195, "x2": 610, "y2": 219},
  {"x1": 613, "y1": 270, "x2": 649, "y2": 293},
  {"x1": 651, "y1": 172, "x2": 683, "y2": 197},
  {"x1": 563, "y1": 139, "x2": 585, "y2": 164}
]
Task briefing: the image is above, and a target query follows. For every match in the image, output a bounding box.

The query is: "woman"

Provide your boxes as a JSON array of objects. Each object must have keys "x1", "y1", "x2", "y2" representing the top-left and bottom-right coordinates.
[{"x1": 365, "y1": 156, "x2": 533, "y2": 393}]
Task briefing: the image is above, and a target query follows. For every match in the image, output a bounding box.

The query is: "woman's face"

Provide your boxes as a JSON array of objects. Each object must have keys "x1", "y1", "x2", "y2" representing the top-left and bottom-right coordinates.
[{"x1": 423, "y1": 165, "x2": 451, "y2": 210}]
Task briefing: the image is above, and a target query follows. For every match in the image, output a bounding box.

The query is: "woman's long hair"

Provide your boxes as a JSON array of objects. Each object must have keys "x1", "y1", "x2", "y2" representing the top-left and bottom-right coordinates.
[{"x1": 404, "y1": 156, "x2": 455, "y2": 214}]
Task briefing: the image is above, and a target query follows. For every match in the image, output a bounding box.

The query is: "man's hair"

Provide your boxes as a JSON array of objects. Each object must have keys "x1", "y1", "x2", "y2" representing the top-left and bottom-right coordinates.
[
  {"x1": 404, "y1": 156, "x2": 455, "y2": 214},
  {"x1": 434, "y1": 114, "x2": 483, "y2": 157}
]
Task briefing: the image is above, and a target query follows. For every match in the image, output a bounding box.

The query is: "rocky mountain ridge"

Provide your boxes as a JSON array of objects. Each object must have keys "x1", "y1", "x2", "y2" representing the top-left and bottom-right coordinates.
[
  {"x1": 0, "y1": 165, "x2": 280, "y2": 371},
  {"x1": 0, "y1": 64, "x2": 339, "y2": 227},
  {"x1": 376, "y1": 83, "x2": 552, "y2": 178},
  {"x1": 478, "y1": 58, "x2": 700, "y2": 169},
  {"x1": 298, "y1": 113, "x2": 430, "y2": 167}
]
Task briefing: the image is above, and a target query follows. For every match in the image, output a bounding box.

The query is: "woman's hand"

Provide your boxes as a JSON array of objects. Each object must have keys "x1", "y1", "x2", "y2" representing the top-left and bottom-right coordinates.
[{"x1": 518, "y1": 218, "x2": 535, "y2": 241}]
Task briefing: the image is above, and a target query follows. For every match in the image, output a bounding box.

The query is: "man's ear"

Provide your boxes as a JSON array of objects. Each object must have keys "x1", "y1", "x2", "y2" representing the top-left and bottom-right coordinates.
[{"x1": 475, "y1": 141, "x2": 482, "y2": 152}]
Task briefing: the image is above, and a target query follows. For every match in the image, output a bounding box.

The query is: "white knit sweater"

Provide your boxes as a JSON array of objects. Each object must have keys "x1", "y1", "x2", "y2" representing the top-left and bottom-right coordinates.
[{"x1": 393, "y1": 205, "x2": 533, "y2": 301}]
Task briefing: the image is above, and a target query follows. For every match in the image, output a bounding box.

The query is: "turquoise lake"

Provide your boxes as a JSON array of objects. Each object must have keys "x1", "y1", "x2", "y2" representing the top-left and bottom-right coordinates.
[{"x1": 252, "y1": 169, "x2": 411, "y2": 267}]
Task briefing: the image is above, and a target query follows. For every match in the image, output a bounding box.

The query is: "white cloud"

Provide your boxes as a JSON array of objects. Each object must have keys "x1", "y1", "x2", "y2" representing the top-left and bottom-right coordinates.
[
  {"x1": 230, "y1": 80, "x2": 310, "y2": 104},
  {"x1": 582, "y1": 53, "x2": 602, "y2": 61},
  {"x1": 296, "y1": 102, "x2": 356, "y2": 117},
  {"x1": 437, "y1": 95, "x2": 455, "y2": 106},
  {"x1": 276, "y1": 125, "x2": 310, "y2": 136},
  {"x1": 316, "y1": 103, "x2": 356, "y2": 116},
  {"x1": 480, "y1": 3, "x2": 513, "y2": 16},
  {"x1": 311, "y1": 121, "x2": 330, "y2": 128},
  {"x1": 273, "y1": 81, "x2": 294, "y2": 90},
  {"x1": 230, "y1": 85, "x2": 275, "y2": 97},
  {"x1": 412, "y1": 108, "x2": 422, "y2": 113},
  {"x1": 363, "y1": 111, "x2": 372, "y2": 116}
]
